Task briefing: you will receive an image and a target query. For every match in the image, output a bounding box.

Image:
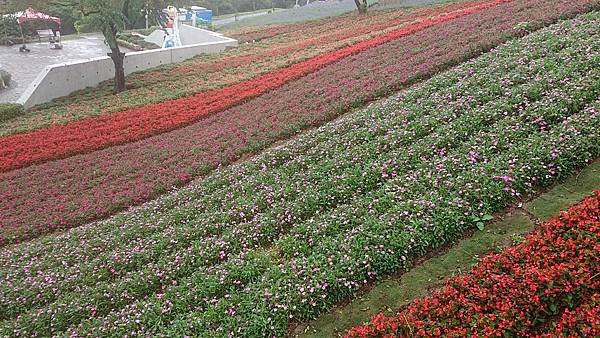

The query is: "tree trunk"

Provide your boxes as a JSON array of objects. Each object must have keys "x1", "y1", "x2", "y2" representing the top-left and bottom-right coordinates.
[
  {"x1": 102, "y1": 23, "x2": 126, "y2": 93},
  {"x1": 353, "y1": 0, "x2": 368, "y2": 14},
  {"x1": 109, "y1": 49, "x2": 126, "y2": 93}
]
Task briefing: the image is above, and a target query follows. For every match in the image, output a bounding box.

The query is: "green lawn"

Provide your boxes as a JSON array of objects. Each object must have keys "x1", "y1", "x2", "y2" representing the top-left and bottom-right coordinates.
[{"x1": 526, "y1": 160, "x2": 600, "y2": 221}]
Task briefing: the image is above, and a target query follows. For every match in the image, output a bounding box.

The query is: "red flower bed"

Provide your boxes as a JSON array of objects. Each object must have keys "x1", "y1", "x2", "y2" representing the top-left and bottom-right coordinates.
[
  {"x1": 1, "y1": 0, "x2": 596, "y2": 245},
  {"x1": 345, "y1": 191, "x2": 600, "y2": 338},
  {"x1": 0, "y1": 0, "x2": 509, "y2": 173}
]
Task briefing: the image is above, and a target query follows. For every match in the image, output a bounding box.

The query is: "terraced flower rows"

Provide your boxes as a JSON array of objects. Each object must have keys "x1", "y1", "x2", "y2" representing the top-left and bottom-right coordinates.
[
  {"x1": 1, "y1": 12, "x2": 599, "y2": 336},
  {"x1": 2, "y1": 0, "x2": 597, "y2": 245},
  {"x1": 136, "y1": 1, "x2": 482, "y2": 90},
  {"x1": 222, "y1": 1, "x2": 471, "y2": 44},
  {"x1": 346, "y1": 191, "x2": 600, "y2": 337},
  {"x1": 1, "y1": 2, "x2": 477, "y2": 136},
  {"x1": 0, "y1": 0, "x2": 511, "y2": 173}
]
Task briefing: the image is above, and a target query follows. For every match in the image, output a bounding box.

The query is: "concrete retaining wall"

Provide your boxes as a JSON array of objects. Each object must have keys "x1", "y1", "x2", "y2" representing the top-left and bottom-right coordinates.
[{"x1": 18, "y1": 27, "x2": 237, "y2": 109}]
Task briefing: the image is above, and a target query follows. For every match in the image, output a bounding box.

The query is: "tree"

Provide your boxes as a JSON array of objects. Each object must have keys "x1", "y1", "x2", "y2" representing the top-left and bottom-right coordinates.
[
  {"x1": 55, "y1": 0, "x2": 128, "y2": 93},
  {"x1": 353, "y1": 0, "x2": 368, "y2": 14},
  {"x1": 121, "y1": 0, "x2": 135, "y2": 29}
]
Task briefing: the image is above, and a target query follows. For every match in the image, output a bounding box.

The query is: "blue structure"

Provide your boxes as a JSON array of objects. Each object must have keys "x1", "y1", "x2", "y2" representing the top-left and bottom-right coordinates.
[
  {"x1": 196, "y1": 9, "x2": 213, "y2": 23},
  {"x1": 164, "y1": 38, "x2": 175, "y2": 48},
  {"x1": 188, "y1": 7, "x2": 212, "y2": 24}
]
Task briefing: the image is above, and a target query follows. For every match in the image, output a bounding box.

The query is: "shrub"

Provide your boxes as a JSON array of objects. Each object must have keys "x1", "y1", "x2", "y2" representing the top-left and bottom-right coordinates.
[
  {"x1": 0, "y1": 69, "x2": 10, "y2": 89},
  {"x1": 0, "y1": 103, "x2": 24, "y2": 122},
  {"x1": 117, "y1": 33, "x2": 160, "y2": 51},
  {"x1": 0, "y1": 15, "x2": 20, "y2": 44}
]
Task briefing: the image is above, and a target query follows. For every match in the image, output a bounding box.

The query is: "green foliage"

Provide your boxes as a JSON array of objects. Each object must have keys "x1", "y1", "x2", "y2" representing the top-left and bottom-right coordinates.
[
  {"x1": 0, "y1": 69, "x2": 10, "y2": 85},
  {"x1": 193, "y1": 0, "x2": 297, "y2": 16},
  {"x1": 0, "y1": 0, "x2": 49, "y2": 14},
  {"x1": 71, "y1": 1, "x2": 127, "y2": 32},
  {"x1": 0, "y1": 15, "x2": 19, "y2": 36},
  {"x1": 0, "y1": 14, "x2": 20, "y2": 44},
  {"x1": 472, "y1": 214, "x2": 494, "y2": 230},
  {"x1": 117, "y1": 32, "x2": 160, "y2": 50},
  {"x1": 136, "y1": 25, "x2": 159, "y2": 35},
  {"x1": 0, "y1": 103, "x2": 24, "y2": 122},
  {"x1": 514, "y1": 21, "x2": 533, "y2": 32},
  {"x1": 0, "y1": 69, "x2": 10, "y2": 91},
  {"x1": 73, "y1": 17, "x2": 95, "y2": 33}
]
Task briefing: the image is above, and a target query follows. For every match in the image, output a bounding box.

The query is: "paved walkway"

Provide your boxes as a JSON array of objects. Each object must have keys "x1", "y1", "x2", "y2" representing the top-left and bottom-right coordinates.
[{"x1": 0, "y1": 34, "x2": 131, "y2": 103}]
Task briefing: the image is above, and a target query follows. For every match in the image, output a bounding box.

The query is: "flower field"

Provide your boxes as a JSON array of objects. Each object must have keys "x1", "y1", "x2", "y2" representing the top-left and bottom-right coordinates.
[
  {"x1": 346, "y1": 191, "x2": 600, "y2": 337},
  {"x1": 0, "y1": 0, "x2": 513, "y2": 173},
  {"x1": 1, "y1": 12, "x2": 599, "y2": 336},
  {"x1": 2, "y1": 0, "x2": 598, "y2": 246},
  {"x1": 0, "y1": 0, "x2": 492, "y2": 138},
  {"x1": 221, "y1": 1, "x2": 467, "y2": 44}
]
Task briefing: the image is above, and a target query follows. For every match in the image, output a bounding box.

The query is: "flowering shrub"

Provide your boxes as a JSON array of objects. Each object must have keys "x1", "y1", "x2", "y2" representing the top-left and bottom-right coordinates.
[
  {"x1": 0, "y1": 12, "x2": 599, "y2": 336},
  {"x1": 0, "y1": 0, "x2": 511, "y2": 173},
  {"x1": 2, "y1": 0, "x2": 598, "y2": 245},
  {"x1": 346, "y1": 191, "x2": 600, "y2": 337}
]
